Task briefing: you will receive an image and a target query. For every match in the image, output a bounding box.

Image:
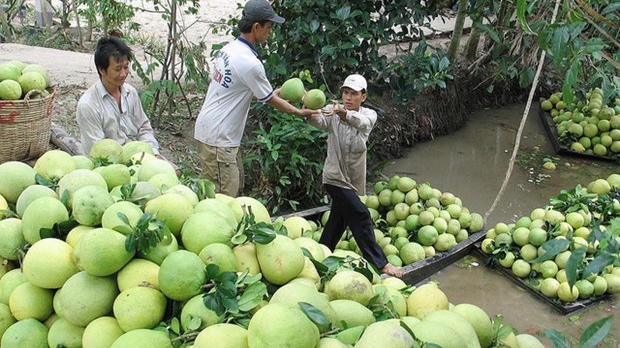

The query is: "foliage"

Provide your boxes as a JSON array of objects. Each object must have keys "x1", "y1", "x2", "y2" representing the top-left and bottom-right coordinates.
[
  {"x1": 77, "y1": 0, "x2": 140, "y2": 34},
  {"x1": 243, "y1": 106, "x2": 328, "y2": 213},
  {"x1": 115, "y1": 212, "x2": 173, "y2": 255},
  {"x1": 544, "y1": 315, "x2": 614, "y2": 348}
]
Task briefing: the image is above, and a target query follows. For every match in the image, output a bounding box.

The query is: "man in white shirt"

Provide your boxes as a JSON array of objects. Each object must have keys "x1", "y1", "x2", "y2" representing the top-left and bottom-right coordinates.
[{"x1": 194, "y1": 0, "x2": 318, "y2": 197}]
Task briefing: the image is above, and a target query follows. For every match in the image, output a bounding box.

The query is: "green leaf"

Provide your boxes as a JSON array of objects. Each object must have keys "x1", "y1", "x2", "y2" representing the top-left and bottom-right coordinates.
[
  {"x1": 529, "y1": 239, "x2": 570, "y2": 264},
  {"x1": 238, "y1": 282, "x2": 266, "y2": 312},
  {"x1": 543, "y1": 329, "x2": 571, "y2": 348},
  {"x1": 516, "y1": 0, "x2": 535, "y2": 35},
  {"x1": 203, "y1": 293, "x2": 226, "y2": 316},
  {"x1": 565, "y1": 248, "x2": 585, "y2": 287},
  {"x1": 580, "y1": 315, "x2": 614, "y2": 348},
  {"x1": 584, "y1": 253, "x2": 617, "y2": 280},
  {"x1": 39, "y1": 227, "x2": 56, "y2": 239},
  {"x1": 299, "y1": 302, "x2": 330, "y2": 327}
]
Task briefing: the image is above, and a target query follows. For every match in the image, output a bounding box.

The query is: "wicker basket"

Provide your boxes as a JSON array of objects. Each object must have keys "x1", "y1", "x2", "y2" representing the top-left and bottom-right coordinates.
[{"x1": 0, "y1": 88, "x2": 56, "y2": 164}]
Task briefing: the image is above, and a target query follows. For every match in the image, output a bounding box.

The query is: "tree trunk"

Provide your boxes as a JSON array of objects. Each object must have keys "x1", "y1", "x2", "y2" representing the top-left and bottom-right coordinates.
[
  {"x1": 0, "y1": 0, "x2": 12, "y2": 42},
  {"x1": 447, "y1": 0, "x2": 468, "y2": 64},
  {"x1": 465, "y1": 26, "x2": 482, "y2": 60}
]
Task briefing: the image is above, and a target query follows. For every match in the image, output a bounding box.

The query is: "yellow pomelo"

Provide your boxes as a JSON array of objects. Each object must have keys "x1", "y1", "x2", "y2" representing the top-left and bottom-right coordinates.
[
  {"x1": 72, "y1": 155, "x2": 95, "y2": 170},
  {"x1": 0, "y1": 269, "x2": 26, "y2": 305},
  {"x1": 158, "y1": 250, "x2": 207, "y2": 301},
  {"x1": 101, "y1": 201, "x2": 143, "y2": 233},
  {"x1": 73, "y1": 228, "x2": 134, "y2": 276},
  {"x1": 589, "y1": 178, "x2": 611, "y2": 194},
  {"x1": 56, "y1": 168, "x2": 108, "y2": 207},
  {"x1": 434, "y1": 233, "x2": 457, "y2": 252},
  {"x1": 137, "y1": 159, "x2": 176, "y2": 181},
  {"x1": 194, "y1": 323, "x2": 249, "y2": 348},
  {"x1": 15, "y1": 184, "x2": 58, "y2": 218},
  {"x1": 453, "y1": 303, "x2": 493, "y2": 348},
  {"x1": 0, "y1": 218, "x2": 25, "y2": 260},
  {"x1": 33, "y1": 150, "x2": 76, "y2": 181},
  {"x1": 47, "y1": 317, "x2": 85, "y2": 348},
  {"x1": 130, "y1": 151, "x2": 157, "y2": 165},
  {"x1": 180, "y1": 294, "x2": 222, "y2": 332},
  {"x1": 603, "y1": 274, "x2": 620, "y2": 294},
  {"x1": 110, "y1": 329, "x2": 173, "y2": 348},
  {"x1": 247, "y1": 303, "x2": 320, "y2": 348},
  {"x1": 113, "y1": 286, "x2": 167, "y2": 331},
  {"x1": 82, "y1": 316, "x2": 125, "y2": 348},
  {"x1": 181, "y1": 211, "x2": 235, "y2": 254},
  {"x1": 96, "y1": 164, "x2": 132, "y2": 190},
  {"x1": 163, "y1": 184, "x2": 199, "y2": 207},
  {"x1": 283, "y1": 216, "x2": 312, "y2": 239},
  {"x1": 72, "y1": 185, "x2": 115, "y2": 226},
  {"x1": 256, "y1": 234, "x2": 305, "y2": 285},
  {"x1": 8, "y1": 282, "x2": 53, "y2": 321},
  {"x1": 0, "y1": 318, "x2": 48, "y2": 348},
  {"x1": 117, "y1": 258, "x2": 160, "y2": 291},
  {"x1": 294, "y1": 236, "x2": 326, "y2": 261},
  {"x1": 423, "y1": 310, "x2": 481, "y2": 348},
  {"x1": 410, "y1": 320, "x2": 467, "y2": 348},
  {"x1": 540, "y1": 278, "x2": 560, "y2": 298},
  {"x1": 326, "y1": 270, "x2": 375, "y2": 306},
  {"x1": 382, "y1": 276, "x2": 408, "y2": 290},
  {"x1": 373, "y1": 284, "x2": 407, "y2": 317},
  {"x1": 199, "y1": 242, "x2": 238, "y2": 273},
  {"x1": 145, "y1": 193, "x2": 193, "y2": 236},
  {"x1": 147, "y1": 172, "x2": 180, "y2": 192},
  {"x1": 22, "y1": 196, "x2": 69, "y2": 245},
  {"x1": 516, "y1": 333, "x2": 545, "y2": 348},
  {"x1": 235, "y1": 196, "x2": 271, "y2": 224},
  {"x1": 89, "y1": 139, "x2": 123, "y2": 163},
  {"x1": 194, "y1": 198, "x2": 238, "y2": 229},
  {"x1": 233, "y1": 243, "x2": 260, "y2": 275},
  {"x1": 355, "y1": 319, "x2": 414, "y2": 348},
  {"x1": 22, "y1": 238, "x2": 79, "y2": 289},
  {"x1": 329, "y1": 299, "x2": 375, "y2": 328},
  {"x1": 271, "y1": 282, "x2": 337, "y2": 330},
  {"x1": 317, "y1": 337, "x2": 350, "y2": 348},
  {"x1": 57, "y1": 271, "x2": 119, "y2": 326},
  {"x1": 214, "y1": 193, "x2": 244, "y2": 222},
  {"x1": 65, "y1": 225, "x2": 95, "y2": 248},
  {"x1": 0, "y1": 161, "x2": 37, "y2": 203},
  {"x1": 406, "y1": 283, "x2": 449, "y2": 319},
  {"x1": 122, "y1": 141, "x2": 155, "y2": 163}
]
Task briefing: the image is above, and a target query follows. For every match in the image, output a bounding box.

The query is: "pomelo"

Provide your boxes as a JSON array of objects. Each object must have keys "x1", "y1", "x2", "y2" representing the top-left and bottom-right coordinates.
[
  {"x1": 22, "y1": 238, "x2": 79, "y2": 289},
  {"x1": 0, "y1": 80, "x2": 21, "y2": 100},
  {"x1": 0, "y1": 161, "x2": 37, "y2": 203},
  {"x1": 180, "y1": 293, "x2": 222, "y2": 332},
  {"x1": 8, "y1": 282, "x2": 53, "y2": 321},
  {"x1": 0, "y1": 302, "x2": 16, "y2": 339},
  {"x1": 329, "y1": 299, "x2": 375, "y2": 328},
  {"x1": 97, "y1": 164, "x2": 132, "y2": 190},
  {"x1": 198, "y1": 242, "x2": 238, "y2": 273},
  {"x1": 122, "y1": 141, "x2": 154, "y2": 163},
  {"x1": 110, "y1": 329, "x2": 173, "y2": 348},
  {"x1": 423, "y1": 309, "x2": 481, "y2": 348},
  {"x1": 0, "y1": 218, "x2": 25, "y2": 260},
  {"x1": 235, "y1": 196, "x2": 271, "y2": 224},
  {"x1": 194, "y1": 198, "x2": 238, "y2": 228},
  {"x1": 373, "y1": 284, "x2": 407, "y2": 317},
  {"x1": 65, "y1": 225, "x2": 95, "y2": 247},
  {"x1": 82, "y1": 316, "x2": 125, "y2": 348},
  {"x1": 21, "y1": 196, "x2": 69, "y2": 244},
  {"x1": 18, "y1": 71, "x2": 46, "y2": 94},
  {"x1": 355, "y1": 319, "x2": 414, "y2": 348},
  {"x1": 0, "y1": 63, "x2": 20, "y2": 81},
  {"x1": 56, "y1": 168, "x2": 108, "y2": 207},
  {"x1": 247, "y1": 303, "x2": 320, "y2": 348},
  {"x1": 0, "y1": 318, "x2": 48, "y2": 348},
  {"x1": 194, "y1": 323, "x2": 249, "y2": 348},
  {"x1": 21, "y1": 64, "x2": 50, "y2": 85},
  {"x1": 57, "y1": 271, "x2": 119, "y2": 326},
  {"x1": 72, "y1": 185, "x2": 115, "y2": 226},
  {"x1": 101, "y1": 201, "x2": 144, "y2": 233},
  {"x1": 72, "y1": 155, "x2": 95, "y2": 170},
  {"x1": 294, "y1": 236, "x2": 325, "y2": 261},
  {"x1": 15, "y1": 184, "x2": 58, "y2": 218},
  {"x1": 117, "y1": 258, "x2": 160, "y2": 291},
  {"x1": 164, "y1": 184, "x2": 199, "y2": 207},
  {"x1": 139, "y1": 232, "x2": 179, "y2": 265},
  {"x1": 33, "y1": 149, "x2": 76, "y2": 181},
  {"x1": 303, "y1": 89, "x2": 326, "y2": 110},
  {"x1": 147, "y1": 172, "x2": 180, "y2": 192},
  {"x1": 47, "y1": 317, "x2": 85, "y2": 348},
  {"x1": 406, "y1": 283, "x2": 449, "y2": 319},
  {"x1": 72, "y1": 227, "x2": 135, "y2": 276},
  {"x1": 326, "y1": 270, "x2": 374, "y2": 306},
  {"x1": 181, "y1": 211, "x2": 236, "y2": 254},
  {"x1": 233, "y1": 242, "x2": 260, "y2": 275},
  {"x1": 145, "y1": 192, "x2": 193, "y2": 236},
  {"x1": 399, "y1": 242, "x2": 425, "y2": 264},
  {"x1": 89, "y1": 139, "x2": 123, "y2": 163},
  {"x1": 158, "y1": 250, "x2": 207, "y2": 301},
  {"x1": 280, "y1": 77, "x2": 305, "y2": 103},
  {"x1": 137, "y1": 158, "x2": 176, "y2": 181},
  {"x1": 0, "y1": 269, "x2": 26, "y2": 305},
  {"x1": 282, "y1": 216, "x2": 312, "y2": 239},
  {"x1": 516, "y1": 333, "x2": 545, "y2": 348},
  {"x1": 113, "y1": 286, "x2": 167, "y2": 331},
  {"x1": 256, "y1": 234, "x2": 305, "y2": 285},
  {"x1": 271, "y1": 281, "x2": 337, "y2": 330},
  {"x1": 411, "y1": 320, "x2": 467, "y2": 348},
  {"x1": 317, "y1": 337, "x2": 350, "y2": 348},
  {"x1": 453, "y1": 303, "x2": 493, "y2": 348}
]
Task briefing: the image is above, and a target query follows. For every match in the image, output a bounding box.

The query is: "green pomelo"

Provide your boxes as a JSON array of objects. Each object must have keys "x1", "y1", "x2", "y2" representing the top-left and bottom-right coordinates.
[
  {"x1": 453, "y1": 303, "x2": 493, "y2": 348},
  {"x1": 235, "y1": 196, "x2": 271, "y2": 224},
  {"x1": 0, "y1": 318, "x2": 48, "y2": 348},
  {"x1": 181, "y1": 211, "x2": 235, "y2": 254},
  {"x1": 355, "y1": 319, "x2": 414, "y2": 348},
  {"x1": 516, "y1": 333, "x2": 545, "y2": 348},
  {"x1": 72, "y1": 155, "x2": 95, "y2": 170},
  {"x1": 304, "y1": 89, "x2": 326, "y2": 109},
  {"x1": 423, "y1": 310, "x2": 481, "y2": 348},
  {"x1": 145, "y1": 193, "x2": 193, "y2": 236},
  {"x1": 101, "y1": 201, "x2": 144, "y2": 233},
  {"x1": 15, "y1": 184, "x2": 58, "y2": 218},
  {"x1": 334, "y1": 325, "x2": 363, "y2": 345},
  {"x1": 603, "y1": 274, "x2": 620, "y2": 294},
  {"x1": 158, "y1": 250, "x2": 207, "y2": 301},
  {"x1": 0, "y1": 219, "x2": 25, "y2": 260},
  {"x1": 326, "y1": 270, "x2": 374, "y2": 306},
  {"x1": 18, "y1": 71, "x2": 46, "y2": 94},
  {"x1": 56, "y1": 168, "x2": 108, "y2": 207},
  {"x1": 317, "y1": 337, "x2": 350, "y2": 348},
  {"x1": 73, "y1": 228, "x2": 135, "y2": 276},
  {"x1": 180, "y1": 293, "x2": 222, "y2": 332},
  {"x1": 468, "y1": 213, "x2": 485, "y2": 232},
  {"x1": 271, "y1": 282, "x2": 337, "y2": 330},
  {"x1": 147, "y1": 172, "x2": 180, "y2": 192},
  {"x1": 405, "y1": 189, "x2": 419, "y2": 205},
  {"x1": 406, "y1": 283, "x2": 449, "y2": 319},
  {"x1": 400, "y1": 316, "x2": 421, "y2": 331},
  {"x1": 82, "y1": 316, "x2": 125, "y2": 348},
  {"x1": 21, "y1": 196, "x2": 69, "y2": 244},
  {"x1": 194, "y1": 198, "x2": 238, "y2": 228},
  {"x1": 294, "y1": 236, "x2": 325, "y2": 261},
  {"x1": 280, "y1": 77, "x2": 305, "y2": 103},
  {"x1": 8, "y1": 282, "x2": 53, "y2": 321},
  {"x1": 34, "y1": 150, "x2": 75, "y2": 181},
  {"x1": 194, "y1": 323, "x2": 249, "y2": 348},
  {"x1": 164, "y1": 184, "x2": 199, "y2": 207},
  {"x1": 410, "y1": 320, "x2": 467, "y2": 348},
  {"x1": 117, "y1": 258, "x2": 160, "y2": 291},
  {"x1": 0, "y1": 80, "x2": 21, "y2": 100},
  {"x1": 397, "y1": 176, "x2": 416, "y2": 192},
  {"x1": 57, "y1": 271, "x2": 118, "y2": 326},
  {"x1": 0, "y1": 302, "x2": 16, "y2": 338},
  {"x1": 0, "y1": 161, "x2": 37, "y2": 203},
  {"x1": 21, "y1": 64, "x2": 49, "y2": 84},
  {"x1": 214, "y1": 193, "x2": 244, "y2": 222},
  {"x1": 0, "y1": 63, "x2": 20, "y2": 81},
  {"x1": 22, "y1": 238, "x2": 78, "y2": 289},
  {"x1": 417, "y1": 225, "x2": 439, "y2": 246},
  {"x1": 247, "y1": 303, "x2": 320, "y2": 348},
  {"x1": 329, "y1": 299, "x2": 375, "y2": 328},
  {"x1": 233, "y1": 243, "x2": 260, "y2": 275},
  {"x1": 113, "y1": 286, "x2": 167, "y2": 331},
  {"x1": 97, "y1": 164, "x2": 132, "y2": 190},
  {"x1": 399, "y1": 242, "x2": 425, "y2": 264},
  {"x1": 65, "y1": 225, "x2": 95, "y2": 248},
  {"x1": 391, "y1": 191, "x2": 406, "y2": 206},
  {"x1": 373, "y1": 284, "x2": 407, "y2": 317},
  {"x1": 47, "y1": 317, "x2": 85, "y2": 348},
  {"x1": 89, "y1": 139, "x2": 123, "y2": 163},
  {"x1": 0, "y1": 269, "x2": 26, "y2": 305},
  {"x1": 137, "y1": 159, "x2": 176, "y2": 181},
  {"x1": 283, "y1": 216, "x2": 312, "y2": 239},
  {"x1": 256, "y1": 234, "x2": 305, "y2": 285},
  {"x1": 122, "y1": 141, "x2": 154, "y2": 163},
  {"x1": 72, "y1": 185, "x2": 115, "y2": 226},
  {"x1": 139, "y1": 232, "x2": 179, "y2": 265},
  {"x1": 126, "y1": 181, "x2": 162, "y2": 208},
  {"x1": 199, "y1": 242, "x2": 238, "y2": 273},
  {"x1": 110, "y1": 329, "x2": 173, "y2": 348}
]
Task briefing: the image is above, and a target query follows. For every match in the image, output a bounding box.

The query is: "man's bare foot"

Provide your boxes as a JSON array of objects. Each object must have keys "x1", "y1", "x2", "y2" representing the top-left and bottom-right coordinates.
[{"x1": 381, "y1": 263, "x2": 403, "y2": 277}]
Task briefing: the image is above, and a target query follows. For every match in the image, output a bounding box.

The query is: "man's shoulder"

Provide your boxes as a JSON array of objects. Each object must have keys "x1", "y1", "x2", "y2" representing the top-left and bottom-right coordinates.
[{"x1": 77, "y1": 82, "x2": 100, "y2": 105}]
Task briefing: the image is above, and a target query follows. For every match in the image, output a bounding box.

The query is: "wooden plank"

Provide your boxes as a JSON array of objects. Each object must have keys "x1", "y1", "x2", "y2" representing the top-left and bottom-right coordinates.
[
  {"x1": 277, "y1": 205, "x2": 331, "y2": 221},
  {"x1": 50, "y1": 121, "x2": 85, "y2": 156}
]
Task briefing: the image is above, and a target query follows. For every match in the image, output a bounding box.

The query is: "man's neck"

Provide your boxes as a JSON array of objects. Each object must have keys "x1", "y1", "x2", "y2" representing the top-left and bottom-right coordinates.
[
  {"x1": 239, "y1": 33, "x2": 257, "y2": 48},
  {"x1": 101, "y1": 79, "x2": 121, "y2": 96}
]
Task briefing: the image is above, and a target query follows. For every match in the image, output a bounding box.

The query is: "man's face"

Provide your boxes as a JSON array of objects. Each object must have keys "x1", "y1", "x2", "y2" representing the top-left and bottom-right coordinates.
[
  {"x1": 255, "y1": 21, "x2": 273, "y2": 43},
  {"x1": 99, "y1": 56, "x2": 129, "y2": 89},
  {"x1": 341, "y1": 87, "x2": 366, "y2": 111}
]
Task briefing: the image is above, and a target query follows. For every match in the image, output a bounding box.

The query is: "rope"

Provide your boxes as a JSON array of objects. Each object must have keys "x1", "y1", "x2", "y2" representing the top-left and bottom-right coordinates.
[{"x1": 484, "y1": 0, "x2": 562, "y2": 222}]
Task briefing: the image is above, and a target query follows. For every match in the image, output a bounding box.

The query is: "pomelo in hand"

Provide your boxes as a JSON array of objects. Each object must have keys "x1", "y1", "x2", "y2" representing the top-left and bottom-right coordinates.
[
  {"x1": 194, "y1": 323, "x2": 249, "y2": 348},
  {"x1": 22, "y1": 238, "x2": 78, "y2": 289},
  {"x1": 303, "y1": 89, "x2": 326, "y2": 109},
  {"x1": 280, "y1": 77, "x2": 305, "y2": 103},
  {"x1": 248, "y1": 303, "x2": 319, "y2": 348},
  {"x1": 256, "y1": 234, "x2": 305, "y2": 285},
  {"x1": 158, "y1": 250, "x2": 206, "y2": 301},
  {"x1": 0, "y1": 80, "x2": 22, "y2": 100},
  {"x1": 82, "y1": 316, "x2": 125, "y2": 348},
  {"x1": 113, "y1": 286, "x2": 167, "y2": 331},
  {"x1": 0, "y1": 318, "x2": 48, "y2": 348},
  {"x1": 72, "y1": 228, "x2": 134, "y2": 276},
  {"x1": 21, "y1": 196, "x2": 69, "y2": 244}
]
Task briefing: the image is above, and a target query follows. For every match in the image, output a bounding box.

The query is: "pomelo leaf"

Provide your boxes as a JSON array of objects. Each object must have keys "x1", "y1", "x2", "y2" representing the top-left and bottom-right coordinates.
[{"x1": 580, "y1": 315, "x2": 613, "y2": 348}]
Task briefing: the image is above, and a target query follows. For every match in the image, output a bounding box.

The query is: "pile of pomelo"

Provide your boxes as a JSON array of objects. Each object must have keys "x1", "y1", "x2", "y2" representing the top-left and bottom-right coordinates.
[
  {"x1": 480, "y1": 174, "x2": 620, "y2": 303},
  {"x1": 0, "y1": 141, "x2": 544, "y2": 347},
  {"x1": 0, "y1": 60, "x2": 51, "y2": 101},
  {"x1": 540, "y1": 88, "x2": 620, "y2": 158},
  {"x1": 309, "y1": 175, "x2": 485, "y2": 268}
]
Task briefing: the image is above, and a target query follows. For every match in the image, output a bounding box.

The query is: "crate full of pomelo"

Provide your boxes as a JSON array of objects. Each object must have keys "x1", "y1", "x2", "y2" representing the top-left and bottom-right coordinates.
[
  {"x1": 478, "y1": 174, "x2": 620, "y2": 312},
  {"x1": 0, "y1": 60, "x2": 55, "y2": 164},
  {"x1": 539, "y1": 87, "x2": 620, "y2": 162},
  {"x1": 0, "y1": 142, "x2": 561, "y2": 347}
]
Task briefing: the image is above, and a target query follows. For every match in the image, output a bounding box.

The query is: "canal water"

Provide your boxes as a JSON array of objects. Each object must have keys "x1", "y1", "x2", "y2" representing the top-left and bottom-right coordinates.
[{"x1": 383, "y1": 102, "x2": 619, "y2": 347}]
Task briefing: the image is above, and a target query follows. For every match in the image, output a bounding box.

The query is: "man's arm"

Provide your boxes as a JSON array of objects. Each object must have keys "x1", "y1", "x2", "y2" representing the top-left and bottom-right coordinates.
[
  {"x1": 266, "y1": 93, "x2": 318, "y2": 118},
  {"x1": 76, "y1": 101, "x2": 106, "y2": 154}
]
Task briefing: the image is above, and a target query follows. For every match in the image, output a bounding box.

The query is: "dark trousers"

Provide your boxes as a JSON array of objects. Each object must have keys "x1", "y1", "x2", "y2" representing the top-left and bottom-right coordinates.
[{"x1": 319, "y1": 184, "x2": 388, "y2": 270}]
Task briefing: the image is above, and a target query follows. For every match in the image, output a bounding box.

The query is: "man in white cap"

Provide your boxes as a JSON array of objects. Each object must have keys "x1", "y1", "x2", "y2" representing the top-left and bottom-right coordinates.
[
  {"x1": 194, "y1": 0, "x2": 318, "y2": 197},
  {"x1": 307, "y1": 74, "x2": 403, "y2": 277}
]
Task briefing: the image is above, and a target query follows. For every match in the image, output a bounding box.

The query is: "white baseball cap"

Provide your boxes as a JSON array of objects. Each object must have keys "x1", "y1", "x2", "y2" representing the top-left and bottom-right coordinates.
[{"x1": 341, "y1": 74, "x2": 367, "y2": 92}]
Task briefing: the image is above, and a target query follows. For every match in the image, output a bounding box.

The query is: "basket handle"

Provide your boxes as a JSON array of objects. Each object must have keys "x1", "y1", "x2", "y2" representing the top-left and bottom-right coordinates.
[{"x1": 22, "y1": 88, "x2": 57, "y2": 117}]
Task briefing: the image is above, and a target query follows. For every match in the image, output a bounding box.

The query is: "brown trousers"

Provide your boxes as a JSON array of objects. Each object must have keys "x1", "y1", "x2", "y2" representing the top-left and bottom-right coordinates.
[{"x1": 197, "y1": 143, "x2": 244, "y2": 197}]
